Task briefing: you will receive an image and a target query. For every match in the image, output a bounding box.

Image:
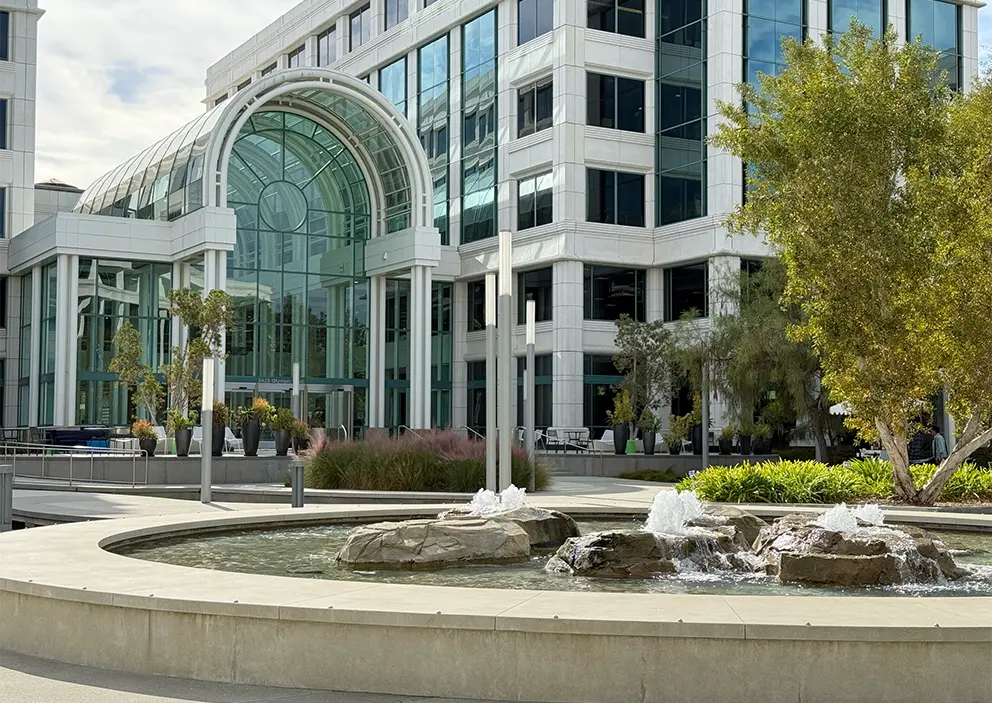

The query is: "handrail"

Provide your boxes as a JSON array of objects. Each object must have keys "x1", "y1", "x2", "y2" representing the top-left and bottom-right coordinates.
[
  {"x1": 459, "y1": 425, "x2": 485, "y2": 441},
  {"x1": 337, "y1": 424, "x2": 349, "y2": 441},
  {"x1": 398, "y1": 425, "x2": 424, "y2": 439},
  {"x1": 1, "y1": 441, "x2": 149, "y2": 488}
]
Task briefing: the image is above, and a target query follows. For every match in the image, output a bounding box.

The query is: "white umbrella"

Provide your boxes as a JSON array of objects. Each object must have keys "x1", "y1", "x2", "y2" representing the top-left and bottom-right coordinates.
[{"x1": 829, "y1": 402, "x2": 853, "y2": 416}]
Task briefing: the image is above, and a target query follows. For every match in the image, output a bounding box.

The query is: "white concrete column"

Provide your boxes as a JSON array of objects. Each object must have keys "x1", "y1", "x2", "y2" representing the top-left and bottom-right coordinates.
[
  {"x1": 408, "y1": 265, "x2": 433, "y2": 429},
  {"x1": 335, "y1": 16, "x2": 349, "y2": 60},
  {"x1": 421, "y1": 266, "x2": 433, "y2": 427},
  {"x1": 406, "y1": 47, "x2": 419, "y2": 125},
  {"x1": 707, "y1": 0, "x2": 745, "y2": 218},
  {"x1": 28, "y1": 266, "x2": 41, "y2": 426},
  {"x1": 646, "y1": 267, "x2": 664, "y2": 323},
  {"x1": 52, "y1": 254, "x2": 70, "y2": 426},
  {"x1": 65, "y1": 255, "x2": 80, "y2": 425},
  {"x1": 215, "y1": 251, "x2": 227, "y2": 401},
  {"x1": 451, "y1": 280, "x2": 468, "y2": 429},
  {"x1": 961, "y1": 5, "x2": 979, "y2": 92},
  {"x1": 170, "y1": 262, "x2": 183, "y2": 362},
  {"x1": 305, "y1": 34, "x2": 319, "y2": 67},
  {"x1": 367, "y1": 276, "x2": 386, "y2": 428},
  {"x1": 552, "y1": 260, "x2": 583, "y2": 428}
]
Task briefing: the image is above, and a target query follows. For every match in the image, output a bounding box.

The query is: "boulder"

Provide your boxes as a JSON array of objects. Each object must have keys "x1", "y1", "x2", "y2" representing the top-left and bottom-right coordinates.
[
  {"x1": 337, "y1": 518, "x2": 530, "y2": 568},
  {"x1": 446, "y1": 506, "x2": 580, "y2": 548},
  {"x1": 687, "y1": 505, "x2": 767, "y2": 549},
  {"x1": 755, "y1": 513, "x2": 967, "y2": 586}
]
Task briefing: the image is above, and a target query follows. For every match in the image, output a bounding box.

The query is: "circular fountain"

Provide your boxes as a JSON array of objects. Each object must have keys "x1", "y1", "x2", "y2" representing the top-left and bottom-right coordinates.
[{"x1": 0, "y1": 489, "x2": 989, "y2": 703}]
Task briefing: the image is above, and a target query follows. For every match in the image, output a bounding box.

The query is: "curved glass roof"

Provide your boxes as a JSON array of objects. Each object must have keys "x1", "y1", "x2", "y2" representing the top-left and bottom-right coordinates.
[{"x1": 74, "y1": 77, "x2": 414, "y2": 233}]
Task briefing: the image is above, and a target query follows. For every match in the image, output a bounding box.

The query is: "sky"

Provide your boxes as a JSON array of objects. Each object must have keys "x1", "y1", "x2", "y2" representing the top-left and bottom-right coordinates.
[{"x1": 34, "y1": 1, "x2": 992, "y2": 192}]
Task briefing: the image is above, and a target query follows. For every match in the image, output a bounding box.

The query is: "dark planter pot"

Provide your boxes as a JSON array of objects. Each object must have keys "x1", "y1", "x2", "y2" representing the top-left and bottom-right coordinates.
[
  {"x1": 175, "y1": 428, "x2": 192, "y2": 457},
  {"x1": 755, "y1": 439, "x2": 772, "y2": 455},
  {"x1": 212, "y1": 426, "x2": 226, "y2": 457},
  {"x1": 718, "y1": 439, "x2": 733, "y2": 456},
  {"x1": 739, "y1": 435, "x2": 753, "y2": 456},
  {"x1": 643, "y1": 432, "x2": 657, "y2": 456},
  {"x1": 274, "y1": 429, "x2": 291, "y2": 457},
  {"x1": 691, "y1": 424, "x2": 703, "y2": 455},
  {"x1": 138, "y1": 437, "x2": 156, "y2": 457},
  {"x1": 243, "y1": 418, "x2": 261, "y2": 457},
  {"x1": 292, "y1": 435, "x2": 310, "y2": 454},
  {"x1": 668, "y1": 441, "x2": 682, "y2": 455},
  {"x1": 612, "y1": 424, "x2": 629, "y2": 455}
]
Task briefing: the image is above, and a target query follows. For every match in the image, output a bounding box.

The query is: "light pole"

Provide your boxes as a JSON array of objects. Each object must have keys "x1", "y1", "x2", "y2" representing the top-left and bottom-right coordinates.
[
  {"x1": 292, "y1": 361, "x2": 301, "y2": 420},
  {"x1": 701, "y1": 362, "x2": 710, "y2": 471},
  {"x1": 485, "y1": 273, "x2": 497, "y2": 492},
  {"x1": 525, "y1": 299, "x2": 536, "y2": 492},
  {"x1": 498, "y1": 230, "x2": 514, "y2": 491},
  {"x1": 200, "y1": 357, "x2": 215, "y2": 504}
]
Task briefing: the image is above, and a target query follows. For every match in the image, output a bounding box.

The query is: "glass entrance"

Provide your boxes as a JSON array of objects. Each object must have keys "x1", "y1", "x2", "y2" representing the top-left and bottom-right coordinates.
[{"x1": 226, "y1": 383, "x2": 364, "y2": 441}]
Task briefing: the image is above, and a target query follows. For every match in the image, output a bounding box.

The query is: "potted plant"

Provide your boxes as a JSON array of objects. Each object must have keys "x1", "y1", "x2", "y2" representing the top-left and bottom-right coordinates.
[
  {"x1": 212, "y1": 401, "x2": 229, "y2": 457},
  {"x1": 271, "y1": 408, "x2": 295, "y2": 457},
  {"x1": 688, "y1": 394, "x2": 704, "y2": 455},
  {"x1": 718, "y1": 423, "x2": 736, "y2": 456},
  {"x1": 168, "y1": 409, "x2": 197, "y2": 457},
  {"x1": 638, "y1": 408, "x2": 660, "y2": 456},
  {"x1": 238, "y1": 397, "x2": 274, "y2": 457},
  {"x1": 753, "y1": 422, "x2": 773, "y2": 455},
  {"x1": 738, "y1": 421, "x2": 753, "y2": 455},
  {"x1": 132, "y1": 419, "x2": 158, "y2": 458},
  {"x1": 291, "y1": 419, "x2": 311, "y2": 454},
  {"x1": 664, "y1": 414, "x2": 688, "y2": 455},
  {"x1": 607, "y1": 391, "x2": 634, "y2": 455}
]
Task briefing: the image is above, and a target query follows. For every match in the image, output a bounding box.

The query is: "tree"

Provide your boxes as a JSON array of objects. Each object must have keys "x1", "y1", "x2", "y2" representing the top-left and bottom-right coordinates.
[
  {"x1": 162, "y1": 289, "x2": 233, "y2": 433},
  {"x1": 711, "y1": 23, "x2": 992, "y2": 504},
  {"x1": 109, "y1": 322, "x2": 163, "y2": 423},
  {"x1": 612, "y1": 316, "x2": 675, "y2": 421}
]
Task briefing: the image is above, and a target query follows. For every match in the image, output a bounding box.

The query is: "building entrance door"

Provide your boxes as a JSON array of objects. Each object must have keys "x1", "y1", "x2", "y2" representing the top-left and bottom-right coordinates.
[{"x1": 225, "y1": 383, "x2": 363, "y2": 440}]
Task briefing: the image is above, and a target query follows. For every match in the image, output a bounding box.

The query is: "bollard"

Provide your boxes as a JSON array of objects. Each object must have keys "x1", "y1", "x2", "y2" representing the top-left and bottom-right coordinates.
[
  {"x1": 290, "y1": 459, "x2": 305, "y2": 508},
  {"x1": 0, "y1": 464, "x2": 12, "y2": 533}
]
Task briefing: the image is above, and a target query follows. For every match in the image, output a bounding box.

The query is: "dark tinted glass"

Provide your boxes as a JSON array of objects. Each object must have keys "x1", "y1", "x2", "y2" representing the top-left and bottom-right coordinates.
[
  {"x1": 584, "y1": 266, "x2": 645, "y2": 320},
  {"x1": 616, "y1": 172, "x2": 644, "y2": 226},
  {"x1": 385, "y1": 0, "x2": 408, "y2": 30},
  {"x1": 664, "y1": 263, "x2": 708, "y2": 320},
  {"x1": 617, "y1": 0, "x2": 645, "y2": 36},
  {"x1": 586, "y1": 169, "x2": 615, "y2": 224},
  {"x1": 0, "y1": 13, "x2": 7, "y2": 61},
  {"x1": 588, "y1": 0, "x2": 615, "y2": 31},
  {"x1": 519, "y1": 0, "x2": 553, "y2": 44},
  {"x1": 468, "y1": 279, "x2": 486, "y2": 332},
  {"x1": 587, "y1": 73, "x2": 614, "y2": 128},
  {"x1": 616, "y1": 78, "x2": 644, "y2": 132},
  {"x1": 518, "y1": 268, "x2": 553, "y2": 322},
  {"x1": 536, "y1": 81, "x2": 553, "y2": 131}
]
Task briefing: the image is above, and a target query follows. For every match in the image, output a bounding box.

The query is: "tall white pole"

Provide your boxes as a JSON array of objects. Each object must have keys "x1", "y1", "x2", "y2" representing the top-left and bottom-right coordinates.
[
  {"x1": 292, "y1": 361, "x2": 301, "y2": 420},
  {"x1": 498, "y1": 231, "x2": 514, "y2": 491},
  {"x1": 701, "y1": 362, "x2": 710, "y2": 471},
  {"x1": 525, "y1": 299, "x2": 536, "y2": 492},
  {"x1": 485, "y1": 273, "x2": 497, "y2": 492},
  {"x1": 200, "y1": 358, "x2": 215, "y2": 504}
]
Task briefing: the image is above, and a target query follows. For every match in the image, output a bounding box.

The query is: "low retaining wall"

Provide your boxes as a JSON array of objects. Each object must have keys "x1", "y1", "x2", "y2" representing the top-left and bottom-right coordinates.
[
  {"x1": 546, "y1": 453, "x2": 781, "y2": 477},
  {"x1": 9, "y1": 455, "x2": 292, "y2": 486},
  {"x1": 0, "y1": 506, "x2": 989, "y2": 703}
]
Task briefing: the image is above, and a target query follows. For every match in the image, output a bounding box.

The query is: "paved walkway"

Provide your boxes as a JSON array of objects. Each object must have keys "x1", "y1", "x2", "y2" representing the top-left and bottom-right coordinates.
[{"x1": 0, "y1": 651, "x2": 507, "y2": 703}]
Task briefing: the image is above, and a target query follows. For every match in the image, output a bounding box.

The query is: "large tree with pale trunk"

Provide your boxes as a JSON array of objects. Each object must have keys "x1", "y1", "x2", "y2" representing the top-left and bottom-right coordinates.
[{"x1": 711, "y1": 23, "x2": 992, "y2": 505}]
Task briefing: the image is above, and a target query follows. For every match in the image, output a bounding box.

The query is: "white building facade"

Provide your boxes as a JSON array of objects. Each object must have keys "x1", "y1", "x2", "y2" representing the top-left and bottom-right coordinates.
[{"x1": 3, "y1": 0, "x2": 979, "y2": 433}]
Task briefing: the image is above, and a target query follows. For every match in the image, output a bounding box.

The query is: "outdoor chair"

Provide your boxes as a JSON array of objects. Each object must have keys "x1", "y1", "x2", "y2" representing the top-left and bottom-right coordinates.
[
  {"x1": 224, "y1": 427, "x2": 244, "y2": 454},
  {"x1": 190, "y1": 426, "x2": 202, "y2": 455},
  {"x1": 153, "y1": 425, "x2": 168, "y2": 455}
]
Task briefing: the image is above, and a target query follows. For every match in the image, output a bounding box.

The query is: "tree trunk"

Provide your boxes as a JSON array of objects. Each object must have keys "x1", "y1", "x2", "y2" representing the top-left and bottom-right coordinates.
[
  {"x1": 875, "y1": 419, "x2": 917, "y2": 502},
  {"x1": 916, "y1": 422, "x2": 992, "y2": 506},
  {"x1": 807, "y1": 402, "x2": 831, "y2": 464}
]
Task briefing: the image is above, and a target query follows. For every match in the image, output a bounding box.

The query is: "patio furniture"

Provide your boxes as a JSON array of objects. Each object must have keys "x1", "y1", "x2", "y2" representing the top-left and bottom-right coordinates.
[{"x1": 224, "y1": 427, "x2": 244, "y2": 454}]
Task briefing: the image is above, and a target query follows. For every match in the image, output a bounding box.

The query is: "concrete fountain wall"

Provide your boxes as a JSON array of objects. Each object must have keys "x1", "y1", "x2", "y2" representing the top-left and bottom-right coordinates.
[{"x1": 0, "y1": 505, "x2": 990, "y2": 703}]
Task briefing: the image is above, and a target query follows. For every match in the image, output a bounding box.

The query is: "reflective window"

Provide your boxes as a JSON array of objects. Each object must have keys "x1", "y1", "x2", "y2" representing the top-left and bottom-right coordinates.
[
  {"x1": 425, "y1": 0, "x2": 440, "y2": 5},
  {"x1": 0, "y1": 187, "x2": 7, "y2": 238},
  {"x1": 0, "y1": 12, "x2": 8, "y2": 61},
  {"x1": 0, "y1": 99, "x2": 6, "y2": 150},
  {"x1": 418, "y1": 35, "x2": 450, "y2": 243},
  {"x1": 584, "y1": 354, "x2": 624, "y2": 436},
  {"x1": 587, "y1": 168, "x2": 644, "y2": 227},
  {"x1": 587, "y1": 73, "x2": 644, "y2": 132},
  {"x1": 518, "y1": 268, "x2": 553, "y2": 322},
  {"x1": 317, "y1": 28, "x2": 337, "y2": 66},
  {"x1": 664, "y1": 263, "x2": 708, "y2": 320},
  {"x1": 518, "y1": 172, "x2": 553, "y2": 230},
  {"x1": 909, "y1": 0, "x2": 961, "y2": 90},
  {"x1": 385, "y1": 0, "x2": 409, "y2": 30},
  {"x1": 215, "y1": 94, "x2": 228, "y2": 107},
  {"x1": 518, "y1": 79, "x2": 553, "y2": 137},
  {"x1": 0, "y1": 278, "x2": 6, "y2": 328},
  {"x1": 658, "y1": 0, "x2": 706, "y2": 226},
  {"x1": 467, "y1": 360, "x2": 487, "y2": 434},
  {"x1": 517, "y1": 354, "x2": 553, "y2": 430},
  {"x1": 379, "y1": 57, "x2": 407, "y2": 115},
  {"x1": 744, "y1": 0, "x2": 805, "y2": 83},
  {"x1": 588, "y1": 0, "x2": 645, "y2": 37},
  {"x1": 519, "y1": 0, "x2": 553, "y2": 44},
  {"x1": 432, "y1": 281, "x2": 453, "y2": 428},
  {"x1": 467, "y1": 278, "x2": 498, "y2": 332},
  {"x1": 237, "y1": 78, "x2": 252, "y2": 91},
  {"x1": 350, "y1": 5, "x2": 372, "y2": 50},
  {"x1": 829, "y1": 0, "x2": 883, "y2": 36},
  {"x1": 462, "y1": 10, "x2": 498, "y2": 244},
  {"x1": 584, "y1": 265, "x2": 646, "y2": 321},
  {"x1": 261, "y1": 63, "x2": 277, "y2": 76},
  {"x1": 288, "y1": 45, "x2": 307, "y2": 68}
]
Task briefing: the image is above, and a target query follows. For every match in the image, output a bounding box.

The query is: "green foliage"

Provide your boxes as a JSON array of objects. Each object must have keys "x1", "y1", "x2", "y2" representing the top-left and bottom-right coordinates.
[
  {"x1": 613, "y1": 316, "x2": 674, "y2": 420},
  {"x1": 719, "y1": 423, "x2": 737, "y2": 441},
  {"x1": 167, "y1": 409, "x2": 197, "y2": 433},
  {"x1": 664, "y1": 414, "x2": 690, "y2": 447},
  {"x1": 211, "y1": 401, "x2": 229, "y2": 428},
  {"x1": 752, "y1": 423, "x2": 772, "y2": 440},
  {"x1": 290, "y1": 419, "x2": 311, "y2": 441},
  {"x1": 236, "y1": 397, "x2": 275, "y2": 427},
  {"x1": 109, "y1": 321, "x2": 163, "y2": 423},
  {"x1": 606, "y1": 390, "x2": 635, "y2": 427},
  {"x1": 271, "y1": 408, "x2": 296, "y2": 431},
  {"x1": 618, "y1": 469, "x2": 683, "y2": 483},
  {"x1": 638, "y1": 407, "x2": 660, "y2": 434},
  {"x1": 303, "y1": 432, "x2": 551, "y2": 493},
  {"x1": 678, "y1": 459, "x2": 992, "y2": 503},
  {"x1": 131, "y1": 419, "x2": 157, "y2": 440}
]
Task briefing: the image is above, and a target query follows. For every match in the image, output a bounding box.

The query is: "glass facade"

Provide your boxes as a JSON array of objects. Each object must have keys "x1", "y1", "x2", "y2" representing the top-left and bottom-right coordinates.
[
  {"x1": 418, "y1": 35, "x2": 450, "y2": 244},
  {"x1": 467, "y1": 277, "x2": 496, "y2": 332},
  {"x1": 38, "y1": 264, "x2": 57, "y2": 426},
  {"x1": 467, "y1": 360, "x2": 487, "y2": 434},
  {"x1": 518, "y1": 172, "x2": 553, "y2": 230},
  {"x1": 518, "y1": 267, "x2": 553, "y2": 322},
  {"x1": 588, "y1": 0, "x2": 646, "y2": 37},
  {"x1": 0, "y1": 187, "x2": 6, "y2": 239},
  {"x1": 288, "y1": 45, "x2": 307, "y2": 68},
  {"x1": 744, "y1": 0, "x2": 806, "y2": 84},
  {"x1": 385, "y1": 0, "x2": 409, "y2": 30},
  {"x1": 909, "y1": 0, "x2": 961, "y2": 91},
  {"x1": 317, "y1": 28, "x2": 337, "y2": 66},
  {"x1": 587, "y1": 168, "x2": 645, "y2": 227},
  {"x1": 519, "y1": 0, "x2": 554, "y2": 45},
  {"x1": 517, "y1": 355, "x2": 553, "y2": 430},
  {"x1": 657, "y1": 0, "x2": 707, "y2": 226},
  {"x1": 18, "y1": 275, "x2": 31, "y2": 427},
  {"x1": 461, "y1": 10, "x2": 498, "y2": 244},
  {"x1": 829, "y1": 0, "x2": 883, "y2": 35},
  {"x1": 0, "y1": 12, "x2": 7, "y2": 61},
  {"x1": 384, "y1": 279, "x2": 409, "y2": 431},
  {"x1": 587, "y1": 73, "x2": 645, "y2": 133},
  {"x1": 664, "y1": 262, "x2": 708, "y2": 320},
  {"x1": 584, "y1": 265, "x2": 646, "y2": 320},
  {"x1": 518, "y1": 79, "x2": 553, "y2": 137},
  {"x1": 432, "y1": 282, "x2": 453, "y2": 428},
  {"x1": 350, "y1": 5, "x2": 372, "y2": 50},
  {"x1": 379, "y1": 57, "x2": 407, "y2": 116},
  {"x1": 583, "y1": 354, "x2": 624, "y2": 436},
  {"x1": 0, "y1": 99, "x2": 7, "y2": 150}
]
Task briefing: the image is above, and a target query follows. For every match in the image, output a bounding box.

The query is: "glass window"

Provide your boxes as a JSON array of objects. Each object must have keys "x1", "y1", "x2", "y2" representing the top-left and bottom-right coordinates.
[
  {"x1": 237, "y1": 78, "x2": 252, "y2": 91},
  {"x1": 909, "y1": 0, "x2": 961, "y2": 91},
  {"x1": 587, "y1": 73, "x2": 644, "y2": 132},
  {"x1": 584, "y1": 265, "x2": 646, "y2": 320},
  {"x1": 418, "y1": 35, "x2": 450, "y2": 244},
  {"x1": 664, "y1": 262, "x2": 708, "y2": 320},
  {"x1": 214, "y1": 94, "x2": 228, "y2": 107},
  {"x1": 588, "y1": 0, "x2": 645, "y2": 37},
  {"x1": 587, "y1": 169, "x2": 644, "y2": 227},
  {"x1": 0, "y1": 277, "x2": 6, "y2": 328},
  {"x1": 385, "y1": 0, "x2": 409, "y2": 30},
  {"x1": 0, "y1": 187, "x2": 6, "y2": 239},
  {"x1": 583, "y1": 354, "x2": 624, "y2": 435},
  {"x1": 829, "y1": 0, "x2": 883, "y2": 36},
  {"x1": 317, "y1": 28, "x2": 337, "y2": 65},
  {"x1": 519, "y1": 0, "x2": 554, "y2": 45},
  {"x1": 518, "y1": 79, "x2": 553, "y2": 137},
  {"x1": 462, "y1": 10, "x2": 498, "y2": 244},
  {"x1": 658, "y1": 0, "x2": 707, "y2": 225},
  {"x1": 379, "y1": 58, "x2": 407, "y2": 115},
  {"x1": 517, "y1": 355, "x2": 553, "y2": 430},
  {"x1": 287, "y1": 45, "x2": 307, "y2": 68},
  {"x1": 0, "y1": 99, "x2": 6, "y2": 150},
  {"x1": 518, "y1": 268, "x2": 553, "y2": 322},
  {"x1": 518, "y1": 172, "x2": 553, "y2": 230},
  {"x1": 351, "y1": 5, "x2": 372, "y2": 50},
  {"x1": 467, "y1": 278, "x2": 498, "y2": 332},
  {"x1": 0, "y1": 12, "x2": 8, "y2": 62},
  {"x1": 261, "y1": 63, "x2": 277, "y2": 76}
]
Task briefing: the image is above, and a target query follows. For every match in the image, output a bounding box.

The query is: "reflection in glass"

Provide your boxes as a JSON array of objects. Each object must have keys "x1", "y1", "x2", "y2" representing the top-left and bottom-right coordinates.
[
  {"x1": 909, "y1": 0, "x2": 961, "y2": 90},
  {"x1": 664, "y1": 263, "x2": 708, "y2": 321},
  {"x1": 418, "y1": 35, "x2": 450, "y2": 243},
  {"x1": 518, "y1": 172, "x2": 553, "y2": 230},
  {"x1": 583, "y1": 265, "x2": 646, "y2": 320},
  {"x1": 379, "y1": 58, "x2": 407, "y2": 115},
  {"x1": 518, "y1": 268, "x2": 553, "y2": 322},
  {"x1": 462, "y1": 10, "x2": 498, "y2": 244},
  {"x1": 519, "y1": 0, "x2": 553, "y2": 44}
]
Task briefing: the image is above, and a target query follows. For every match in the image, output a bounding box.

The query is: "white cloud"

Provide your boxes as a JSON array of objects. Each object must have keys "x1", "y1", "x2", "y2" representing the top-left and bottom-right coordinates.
[{"x1": 35, "y1": 0, "x2": 300, "y2": 191}]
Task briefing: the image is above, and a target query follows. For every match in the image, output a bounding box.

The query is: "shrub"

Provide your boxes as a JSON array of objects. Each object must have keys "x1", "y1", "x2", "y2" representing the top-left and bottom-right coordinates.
[
  {"x1": 131, "y1": 419, "x2": 157, "y2": 440},
  {"x1": 271, "y1": 408, "x2": 296, "y2": 431},
  {"x1": 676, "y1": 459, "x2": 992, "y2": 503},
  {"x1": 212, "y1": 402, "x2": 229, "y2": 428},
  {"x1": 166, "y1": 409, "x2": 196, "y2": 434},
  {"x1": 302, "y1": 430, "x2": 551, "y2": 493},
  {"x1": 618, "y1": 469, "x2": 683, "y2": 483}
]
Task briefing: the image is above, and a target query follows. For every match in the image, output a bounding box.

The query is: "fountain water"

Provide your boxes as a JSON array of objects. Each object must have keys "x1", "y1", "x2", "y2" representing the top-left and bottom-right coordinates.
[
  {"x1": 644, "y1": 490, "x2": 705, "y2": 535},
  {"x1": 455, "y1": 484, "x2": 528, "y2": 517},
  {"x1": 815, "y1": 503, "x2": 886, "y2": 533}
]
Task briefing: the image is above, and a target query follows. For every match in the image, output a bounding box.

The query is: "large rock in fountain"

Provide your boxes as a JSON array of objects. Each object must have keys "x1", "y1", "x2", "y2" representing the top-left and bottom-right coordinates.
[
  {"x1": 337, "y1": 517, "x2": 530, "y2": 569},
  {"x1": 546, "y1": 526, "x2": 759, "y2": 579},
  {"x1": 687, "y1": 505, "x2": 768, "y2": 549},
  {"x1": 446, "y1": 506, "x2": 580, "y2": 549},
  {"x1": 754, "y1": 513, "x2": 968, "y2": 586}
]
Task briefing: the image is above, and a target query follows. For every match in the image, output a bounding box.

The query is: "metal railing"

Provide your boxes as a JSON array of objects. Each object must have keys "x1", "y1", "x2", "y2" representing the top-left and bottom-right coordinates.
[
  {"x1": 337, "y1": 424, "x2": 349, "y2": 441},
  {"x1": 1, "y1": 442, "x2": 149, "y2": 487},
  {"x1": 459, "y1": 425, "x2": 485, "y2": 441},
  {"x1": 398, "y1": 425, "x2": 425, "y2": 439}
]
